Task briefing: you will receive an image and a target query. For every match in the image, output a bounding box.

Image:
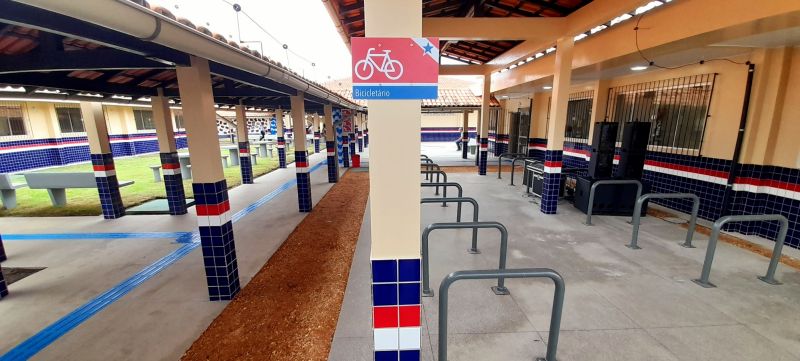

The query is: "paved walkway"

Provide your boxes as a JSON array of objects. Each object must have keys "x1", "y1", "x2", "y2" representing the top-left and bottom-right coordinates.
[
  {"x1": 330, "y1": 169, "x2": 800, "y2": 361},
  {"x1": 0, "y1": 152, "x2": 337, "y2": 360}
]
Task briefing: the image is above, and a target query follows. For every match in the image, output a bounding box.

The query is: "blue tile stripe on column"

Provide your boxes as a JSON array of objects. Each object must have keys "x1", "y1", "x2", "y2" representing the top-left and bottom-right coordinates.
[
  {"x1": 160, "y1": 152, "x2": 188, "y2": 215},
  {"x1": 0, "y1": 160, "x2": 328, "y2": 360},
  {"x1": 239, "y1": 141, "x2": 253, "y2": 184},
  {"x1": 91, "y1": 153, "x2": 125, "y2": 219},
  {"x1": 326, "y1": 141, "x2": 339, "y2": 183}
]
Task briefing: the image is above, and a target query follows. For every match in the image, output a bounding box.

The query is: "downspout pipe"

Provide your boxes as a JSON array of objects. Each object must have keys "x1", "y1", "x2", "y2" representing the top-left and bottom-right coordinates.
[
  {"x1": 16, "y1": 0, "x2": 361, "y2": 110},
  {"x1": 720, "y1": 62, "x2": 755, "y2": 217}
]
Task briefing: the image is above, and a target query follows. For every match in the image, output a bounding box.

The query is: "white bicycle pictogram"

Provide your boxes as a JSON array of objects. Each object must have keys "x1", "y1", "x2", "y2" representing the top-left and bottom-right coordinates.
[{"x1": 354, "y1": 48, "x2": 404, "y2": 80}]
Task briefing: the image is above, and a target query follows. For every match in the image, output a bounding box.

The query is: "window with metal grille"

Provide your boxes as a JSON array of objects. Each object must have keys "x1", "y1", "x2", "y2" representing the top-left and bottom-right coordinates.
[
  {"x1": 606, "y1": 73, "x2": 716, "y2": 154},
  {"x1": 0, "y1": 102, "x2": 28, "y2": 136},
  {"x1": 55, "y1": 104, "x2": 85, "y2": 133},
  {"x1": 173, "y1": 109, "x2": 185, "y2": 130},
  {"x1": 565, "y1": 90, "x2": 594, "y2": 142},
  {"x1": 133, "y1": 109, "x2": 155, "y2": 130}
]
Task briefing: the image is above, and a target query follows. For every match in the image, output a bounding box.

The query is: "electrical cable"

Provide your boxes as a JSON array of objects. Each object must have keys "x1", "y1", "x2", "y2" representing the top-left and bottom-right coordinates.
[{"x1": 634, "y1": 12, "x2": 750, "y2": 69}]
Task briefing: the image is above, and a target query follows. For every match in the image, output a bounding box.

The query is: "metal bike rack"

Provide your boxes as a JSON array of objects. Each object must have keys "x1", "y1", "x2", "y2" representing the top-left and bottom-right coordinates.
[
  {"x1": 421, "y1": 197, "x2": 479, "y2": 255},
  {"x1": 422, "y1": 221, "x2": 508, "y2": 297},
  {"x1": 421, "y1": 182, "x2": 463, "y2": 213},
  {"x1": 585, "y1": 179, "x2": 643, "y2": 226},
  {"x1": 509, "y1": 156, "x2": 537, "y2": 186},
  {"x1": 497, "y1": 152, "x2": 527, "y2": 179},
  {"x1": 693, "y1": 214, "x2": 789, "y2": 288},
  {"x1": 421, "y1": 154, "x2": 430, "y2": 159},
  {"x1": 438, "y1": 268, "x2": 565, "y2": 361},
  {"x1": 421, "y1": 170, "x2": 447, "y2": 195},
  {"x1": 628, "y1": 192, "x2": 700, "y2": 249},
  {"x1": 421, "y1": 162, "x2": 440, "y2": 180}
]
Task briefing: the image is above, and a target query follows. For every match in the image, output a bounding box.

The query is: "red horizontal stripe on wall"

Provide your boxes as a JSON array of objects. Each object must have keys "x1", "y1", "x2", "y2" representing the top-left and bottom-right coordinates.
[
  {"x1": 162, "y1": 163, "x2": 180, "y2": 169},
  {"x1": 195, "y1": 200, "x2": 231, "y2": 216},
  {"x1": 736, "y1": 177, "x2": 800, "y2": 192},
  {"x1": 92, "y1": 164, "x2": 114, "y2": 171},
  {"x1": 399, "y1": 305, "x2": 421, "y2": 327},
  {"x1": 373, "y1": 306, "x2": 399, "y2": 328},
  {"x1": 295, "y1": 161, "x2": 308, "y2": 168},
  {"x1": 645, "y1": 160, "x2": 729, "y2": 179},
  {"x1": 544, "y1": 160, "x2": 562, "y2": 168}
]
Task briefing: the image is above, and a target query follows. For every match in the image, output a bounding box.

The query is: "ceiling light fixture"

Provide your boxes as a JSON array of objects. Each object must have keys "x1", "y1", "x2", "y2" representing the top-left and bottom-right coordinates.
[
  {"x1": 631, "y1": 65, "x2": 648, "y2": 71},
  {"x1": 543, "y1": 86, "x2": 553, "y2": 90}
]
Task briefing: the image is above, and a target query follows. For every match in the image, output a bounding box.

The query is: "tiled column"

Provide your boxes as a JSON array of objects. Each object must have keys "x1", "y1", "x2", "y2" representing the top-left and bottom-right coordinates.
[
  {"x1": 334, "y1": 108, "x2": 344, "y2": 165},
  {"x1": 478, "y1": 74, "x2": 491, "y2": 175},
  {"x1": 342, "y1": 133, "x2": 351, "y2": 168},
  {"x1": 364, "y1": 128, "x2": 369, "y2": 148},
  {"x1": 82, "y1": 102, "x2": 125, "y2": 219},
  {"x1": 357, "y1": 113, "x2": 364, "y2": 153},
  {"x1": 541, "y1": 37, "x2": 574, "y2": 214},
  {"x1": 0, "y1": 234, "x2": 6, "y2": 262},
  {"x1": 291, "y1": 93, "x2": 312, "y2": 212},
  {"x1": 235, "y1": 104, "x2": 253, "y2": 184},
  {"x1": 313, "y1": 113, "x2": 321, "y2": 154},
  {"x1": 475, "y1": 107, "x2": 482, "y2": 166},
  {"x1": 152, "y1": 91, "x2": 187, "y2": 215},
  {"x1": 324, "y1": 104, "x2": 339, "y2": 183},
  {"x1": 366, "y1": 1, "x2": 422, "y2": 360},
  {"x1": 495, "y1": 108, "x2": 507, "y2": 156},
  {"x1": 276, "y1": 109, "x2": 287, "y2": 168},
  {"x1": 461, "y1": 110, "x2": 469, "y2": 159},
  {"x1": 177, "y1": 56, "x2": 239, "y2": 301}
]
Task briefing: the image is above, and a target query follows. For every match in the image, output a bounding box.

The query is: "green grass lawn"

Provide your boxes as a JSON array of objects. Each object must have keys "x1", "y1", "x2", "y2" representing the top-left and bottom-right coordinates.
[{"x1": 0, "y1": 144, "x2": 313, "y2": 217}]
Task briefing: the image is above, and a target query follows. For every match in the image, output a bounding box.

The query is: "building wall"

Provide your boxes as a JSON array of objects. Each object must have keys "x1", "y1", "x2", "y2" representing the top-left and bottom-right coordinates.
[
  {"x1": 420, "y1": 111, "x2": 478, "y2": 142},
  {"x1": 0, "y1": 100, "x2": 187, "y2": 173},
  {"x1": 525, "y1": 47, "x2": 800, "y2": 248}
]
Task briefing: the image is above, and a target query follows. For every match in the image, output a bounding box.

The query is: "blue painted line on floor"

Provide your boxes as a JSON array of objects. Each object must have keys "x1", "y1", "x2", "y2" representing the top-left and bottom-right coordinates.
[
  {"x1": 3, "y1": 232, "x2": 194, "y2": 242},
  {"x1": 0, "y1": 160, "x2": 327, "y2": 361}
]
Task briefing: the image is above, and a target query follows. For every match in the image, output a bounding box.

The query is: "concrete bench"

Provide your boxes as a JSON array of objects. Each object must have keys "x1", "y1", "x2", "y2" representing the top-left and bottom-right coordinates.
[
  {"x1": 221, "y1": 155, "x2": 230, "y2": 168},
  {"x1": 0, "y1": 173, "x2": 27, "y2": 210},
  {"x1": 250, "y1": 153, "x2": 258, "y2": 165},
  {"x1": 24, "y1": 173, "x2": 134, "y2": 207},
  {"x1": 149, "y1": 165, "x2": 162, "y2": 182}
]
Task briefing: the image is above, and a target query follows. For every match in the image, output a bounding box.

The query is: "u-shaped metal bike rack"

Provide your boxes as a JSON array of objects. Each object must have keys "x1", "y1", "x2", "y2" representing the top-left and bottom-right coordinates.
[
  {"x1": 421, "y1": 170, "x2": 448, "y2": 195},
  {"x1": 422, "y1": 221, "x2": 509, "y2": 297},
  {"x1": 421, "y1": 182, "x2": 464, "y2": 213},
  {"x1": 421, "y1": 162, "x2": 440, "y2": 181},
  {"x1": 585, "y1": 179, "x2": 643, "y2": 226},
  {"x1": 693, "y1": 214, "x2": 790, "y2": 288},
  {"x1": 421, "y1": 197, "x2": 479, "y2": 254},
  {"x1": 497, "y1": 153, "x2": 527, "y2": 179},
  {"x1": 509, "y1": 156, "x2": 537, "y2": 186},
  {"x1": 438, "y1": 268, "x2": 565, "y2": 361},
  {"x1": 629, "y1": 192, "x2": 700, "y2": 249}
]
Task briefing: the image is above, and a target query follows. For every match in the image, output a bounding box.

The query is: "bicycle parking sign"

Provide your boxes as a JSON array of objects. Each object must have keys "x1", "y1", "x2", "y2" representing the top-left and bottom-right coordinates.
[{"x1": 352, "y1": 37, "x2": 439, "y2": 100}]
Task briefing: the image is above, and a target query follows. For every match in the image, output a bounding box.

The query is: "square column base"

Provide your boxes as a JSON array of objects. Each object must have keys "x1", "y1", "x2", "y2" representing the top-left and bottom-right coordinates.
[
  {"x1": 326, "y1": 141, "x2": 339, "y2": 183},
  {"x1": 160, "y1": 152, "x2": 188, "y2": 215},
  {"x1": 540, "y1": 150, "x2": 563, "y2": 214},
  {"x1": 193, "y1": 180, "x2": 240, "y2": 301},
  {"x1": 91, "y1": 153, "x2": 125, "y2": 219}
]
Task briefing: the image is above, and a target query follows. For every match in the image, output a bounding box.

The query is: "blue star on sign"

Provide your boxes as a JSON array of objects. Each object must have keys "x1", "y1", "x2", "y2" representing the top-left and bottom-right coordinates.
[{"x1": 423, "y1": 42, "x2": 433, "y2": 55}]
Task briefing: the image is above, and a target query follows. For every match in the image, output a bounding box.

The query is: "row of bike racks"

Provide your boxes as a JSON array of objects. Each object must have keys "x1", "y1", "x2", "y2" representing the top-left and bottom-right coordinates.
[
  {"x1": 581, "y1": 181, "x2": 790, "y2": 288},
  {"x1": 421, "y1": 170, "x2": 447, "y2": 195},
  {"x1": 509, "y1": 156, "x2": 538, "y2": 186},
  {"x1": 421, "y1": 162, "x2": 441, "y2": 181},
  {"x1": 419, "y1": 165, "x2": 564, "y2": 361},
  {"x1": 497, "y1": 152, "x2": 527, "y2": 179}
]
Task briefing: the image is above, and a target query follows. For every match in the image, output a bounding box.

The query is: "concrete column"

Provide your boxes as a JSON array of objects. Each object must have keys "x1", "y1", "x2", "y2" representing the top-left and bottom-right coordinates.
[
  {"x1": 461, "y1": 110, "x2": 469, "y2": 159},
  {"x1": 176, "y1": 56, "x2": 240, "y2": 301},
  {"x1": 365, "y1": 1, "x2": 422, "y2": 359},
  {"x1": 324, "y1": 105, "x2": 339, "y2": 183},
  {"x1": 235, "y1": 104, "x2": 253, "y2": 184},
  {"x1": 276, "y1": 109, "x2": 287, "y2": 168},
  {"x1": 334, "y1": 108, "x2": 344, "y2": 165},
  {"x1": 364, "y1": 114, "x2": 369, "y2": 148},
  {"x1": 495, "y1": 105, "x2": 507, "y2": 156},
  {"x1": 291, "y1": 93, "x2": 312, "y2": 212},
  {"x1": 82, "y1": 101, "x2": 125, "y2": 219},
  {"x1": 0, "y1": 265, "x2": 7, "y2": 299},
  {"x1": 313, "y1": 113, "x2": 321, "y2": 154},
  {"x1": 588, "y1": 79, "x2": 610, "y2": 146},
  {"x1": 357, "y1": 113, "x2": 364, "y2": 153},
  {"x1": 348, "y1": 110, "x2": 357, "y2": 158},
  {"x1": 341, "y1": 109, "x2": 351, "y2": 168},
  {"x1": 478, "y1": 74, "x2": 491, "y2": 174},
  {"x1": 152, "y1": 91, "x2": 188, "y2": 215},
  {"x1": 541, "y1": 37, "x2": 574, "y2": 214}
]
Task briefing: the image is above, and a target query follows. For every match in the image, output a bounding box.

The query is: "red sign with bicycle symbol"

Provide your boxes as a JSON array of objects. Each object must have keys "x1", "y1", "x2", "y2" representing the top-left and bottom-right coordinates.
[{"x1": 352, "y1": 37, "x2": 439, "y2": 100}]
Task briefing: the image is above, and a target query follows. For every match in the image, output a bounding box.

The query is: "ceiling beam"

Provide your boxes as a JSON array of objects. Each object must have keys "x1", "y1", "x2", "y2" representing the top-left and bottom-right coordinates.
[
  {"x1": 439, "y1": 64, "x2": 487, "y2": 76},
  {"x1": 423, "y1": 17, "x2": 567, "y2": 41},
  {"x1": 0, "y1": 49, "x2": 170, "y2": 74}
]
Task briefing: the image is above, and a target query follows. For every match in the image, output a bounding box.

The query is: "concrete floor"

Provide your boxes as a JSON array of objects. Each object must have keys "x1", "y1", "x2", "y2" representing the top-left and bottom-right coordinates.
[
  {"x1": 330, "y1": 159, "x2": 800, "y2": 361},
  {"x1": 0, "y1": 152, "x2": 338, "y2": 360}
]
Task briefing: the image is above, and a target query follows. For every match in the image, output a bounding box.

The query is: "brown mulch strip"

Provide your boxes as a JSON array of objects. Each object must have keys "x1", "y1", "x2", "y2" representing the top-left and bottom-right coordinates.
[
  {"x1": 182, "y1": 170, "x2": 370, "y2": 361},
  {"x1": 647, "y1": 208, "x2": 800, "y2": 270}
]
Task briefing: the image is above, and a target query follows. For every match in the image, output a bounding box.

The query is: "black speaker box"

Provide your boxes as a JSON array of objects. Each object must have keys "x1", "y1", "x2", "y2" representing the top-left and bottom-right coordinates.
[
  {"x1": 616, "y1": 122, "x2": 651, "y2": 179},
  {"x1": 573, "y1": 176, "x2": 649, "y2": 216},
  {"x1": 588, "y1": 122, "x2": 618, "y2": 179}
]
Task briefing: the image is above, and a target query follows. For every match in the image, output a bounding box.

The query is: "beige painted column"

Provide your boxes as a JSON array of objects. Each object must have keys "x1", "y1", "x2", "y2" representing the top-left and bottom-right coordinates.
[
  {"x1": 587, "y1": 79, "x2": 610, "y2": 145},
  {"x1": 152, "y1": 90, "x2": 188, "y2": 214},
  {"x1": 291, "y1": 93, "x2": 312, "y2": 211},
  {"x1": 365, "y1": 0, "x2": 423, "y2": 356},
  {"x1": 312, "y1": 112, "x2": 321, "y2": 153},
  {"x1": 176, "y1": 56, "x2": 240, "y2": 301},
  {"x1": 478, "y1": 74, "x2": 491, "y2": 174},
  {"x1": 81, "y1": 101, "x2": 126, "y2": 218},
  {"x1": 323, "y1": 104, "x2": 338, "y2": 183},
  {"x1": 495, "y1": 101, "x2": 507, "y2": 155},
  {"x1": 235, "y1": 104, "x2": 254, "y2": 184},
  {"x1": 541, "y1": 36, "x2": 574, "y2": 214}
]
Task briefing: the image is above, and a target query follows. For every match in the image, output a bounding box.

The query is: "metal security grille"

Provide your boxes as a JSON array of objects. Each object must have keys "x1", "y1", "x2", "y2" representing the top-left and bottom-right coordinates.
[
  {"x1": 0, "y1": 101, "x2": 30, "y2": 138},
  {"x1": 605, "y1": 73, "x2": 716, "y2": 155},
  {"x1": 565, "y1": 90, "x2": 594, "y2": 142},
  {"x1": 54, "y1": 103, "x2": 85, "y2": 134}
]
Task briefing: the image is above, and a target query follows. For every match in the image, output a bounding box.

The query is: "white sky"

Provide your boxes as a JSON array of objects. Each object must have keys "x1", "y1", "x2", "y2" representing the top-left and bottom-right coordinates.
[{"x1": 148, "y1": 0, "x2": 353, "y2": 82}]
